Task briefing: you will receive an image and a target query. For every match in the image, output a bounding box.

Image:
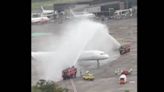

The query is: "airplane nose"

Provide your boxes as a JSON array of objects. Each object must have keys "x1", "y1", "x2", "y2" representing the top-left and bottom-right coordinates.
[
  {"x1": 99, "y1": 54, "x2": 109, "y2": 60},
  {"x1": 104, "y1": 54, "x2": 109, "y2": 58}
]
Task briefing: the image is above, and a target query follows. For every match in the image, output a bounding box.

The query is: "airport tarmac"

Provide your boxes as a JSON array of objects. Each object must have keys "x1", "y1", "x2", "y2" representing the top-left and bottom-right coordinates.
[{"x1": 32, "y1": 17, "x2": 137, "y2": 92}]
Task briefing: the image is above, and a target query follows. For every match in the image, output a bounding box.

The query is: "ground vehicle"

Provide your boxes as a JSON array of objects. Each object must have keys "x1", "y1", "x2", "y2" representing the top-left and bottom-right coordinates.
[
  {"x1": 112, "y1": 9, "x2": 132, "y2": 19},
  {"x1": 119, "y1": 44, "x2": 130, "y2": 55},
  {"x1": 82, "y1": 71, "x2": 95, "y2": 81},
  {"x1": 115, "y1": 68, "x2": 133, "y2": 75},
  {"x1": 62, "y1": 66, "x2": 77, "y2": 80},
  {"x1": 41, "y1": 6, "x2": 55, "y2": 19},
  {"x1": 119, "y1": 74, "x2": 127, "y2": 85}
]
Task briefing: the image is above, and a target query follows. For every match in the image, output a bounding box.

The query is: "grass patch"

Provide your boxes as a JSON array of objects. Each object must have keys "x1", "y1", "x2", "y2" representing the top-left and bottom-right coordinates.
[
  {"x1": 32, "y1": 0, "x2": 78, "y2": 10},
  {"x1": 124, "y1": 89, "x2": 130, "y2": 92},
  {"x1": 32, "y1": 79, "x2": 68, "y2": 92}
]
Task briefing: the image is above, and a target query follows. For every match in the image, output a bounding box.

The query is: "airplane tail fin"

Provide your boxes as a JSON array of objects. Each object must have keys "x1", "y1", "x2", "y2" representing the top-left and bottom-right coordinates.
[
  {"x1": 41, "y1": 6, "x2": 44, "y2": 12},
  {"x1": 69, "y1": 9, "x2": 75, "y2": 16}
]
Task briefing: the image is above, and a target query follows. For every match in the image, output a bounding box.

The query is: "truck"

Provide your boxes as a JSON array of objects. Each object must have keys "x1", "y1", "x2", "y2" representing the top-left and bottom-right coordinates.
[
  {"x1": 119, "y1": 44, "x2": 131, "y2": 55},
  {"x1": 62, "y1": 66, "x2": 77, "y2": 80},
  {"x1": 82, "y1": 71, "x2": 95, "y2": 81}
]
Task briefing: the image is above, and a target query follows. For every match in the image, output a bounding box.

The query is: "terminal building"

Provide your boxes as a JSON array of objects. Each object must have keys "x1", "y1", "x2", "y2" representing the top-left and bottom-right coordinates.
[{"x1": 53, "y1": 0, "x2": 135, "y2": 17}]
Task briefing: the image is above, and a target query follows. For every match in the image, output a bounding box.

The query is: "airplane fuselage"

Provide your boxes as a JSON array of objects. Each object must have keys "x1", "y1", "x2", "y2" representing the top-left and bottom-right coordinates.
[{"x1": 78, "y1": 50, "x2": 109, "y2": 60}]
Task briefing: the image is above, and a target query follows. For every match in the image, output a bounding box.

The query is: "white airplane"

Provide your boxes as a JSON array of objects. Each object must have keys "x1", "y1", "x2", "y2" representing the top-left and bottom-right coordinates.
[
  {"x1": 41, "y1": 6, "x2": 55, "y2": 18},
  {"x1": 32, "y1": 50, "x2": 109, "y2": 82},
  {"x1": 32, "y1": 50, "x2": 109, "y2": 71},
  {"x1": 66, "y1": 9, "x2": 95, "y2": 19},
  {"x1": 31, "y1": 13, "x2": 50, "y2": 24},
  {"x1": 32, "y1": 50, "x2": 109, "y2": 61}
]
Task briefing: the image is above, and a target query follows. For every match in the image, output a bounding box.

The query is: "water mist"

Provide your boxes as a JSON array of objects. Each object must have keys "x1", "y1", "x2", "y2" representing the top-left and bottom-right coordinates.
[{"x1": 32, "y1": 18, "x2": 121, "y2": 83}]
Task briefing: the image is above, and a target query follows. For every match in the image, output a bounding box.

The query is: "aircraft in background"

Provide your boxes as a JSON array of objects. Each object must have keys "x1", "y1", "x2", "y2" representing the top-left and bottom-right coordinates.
[
  {"x1": 66, "y1": 9, "x2": 95, "y2": 19},
  {"x1": 31, "y1": 13, "x2": 49, "y2": 24},
  {"x1": 41, "y1": 6, "x2": 55, "y2": 18}
]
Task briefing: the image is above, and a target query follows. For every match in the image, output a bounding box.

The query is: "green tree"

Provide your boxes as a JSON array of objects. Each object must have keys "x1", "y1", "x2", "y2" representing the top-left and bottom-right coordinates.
[{"x1": 32, "y1": 79, "x2": 68, "y2": 92}]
